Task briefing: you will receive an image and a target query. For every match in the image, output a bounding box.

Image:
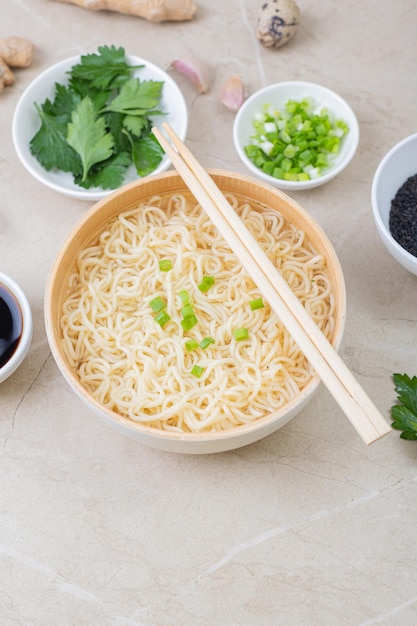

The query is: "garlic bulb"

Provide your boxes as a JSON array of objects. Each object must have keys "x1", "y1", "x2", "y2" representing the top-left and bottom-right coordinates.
[
  {"x1": 219, "y1": 75, "x2": 245, "y2": 113},
  {"x1": 169, "y1": 56, "x2": 211, "y2": 93}
]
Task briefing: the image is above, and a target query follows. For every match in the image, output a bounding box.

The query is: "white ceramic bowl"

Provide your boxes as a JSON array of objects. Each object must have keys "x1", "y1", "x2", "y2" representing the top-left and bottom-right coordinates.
[
  {"x1": 0, "y1": 272, "x2": 33, "y2": 383},
  {"x1": 233, "y1": 81, "x2": 360, "y2": 191},
  {"x1": 44, "y1": 169, "x2": 346, "y2": 454},
  {"x1": 372, "y1": 132, "x2": 417, "y2": 276},
  {"x1": 12, "y1": 54, "x2": 188, "y2": 201}
]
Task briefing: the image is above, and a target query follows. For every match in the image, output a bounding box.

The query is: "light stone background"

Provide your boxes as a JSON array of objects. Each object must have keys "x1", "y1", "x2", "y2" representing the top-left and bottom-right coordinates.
[{"x1": 1, "y1": 1, "x2": 417, "y2": 624}]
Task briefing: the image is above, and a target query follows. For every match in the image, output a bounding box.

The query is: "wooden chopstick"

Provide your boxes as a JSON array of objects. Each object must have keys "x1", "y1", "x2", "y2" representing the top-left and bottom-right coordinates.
[{"x1": 152, "y1": 122, "x2": 391, "y2": 445}]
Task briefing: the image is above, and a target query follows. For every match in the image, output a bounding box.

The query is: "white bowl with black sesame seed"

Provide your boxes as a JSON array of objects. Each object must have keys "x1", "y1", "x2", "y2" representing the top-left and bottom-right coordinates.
[{"x1": 372, "y1": 132, "x2": 417, "y2": 276}]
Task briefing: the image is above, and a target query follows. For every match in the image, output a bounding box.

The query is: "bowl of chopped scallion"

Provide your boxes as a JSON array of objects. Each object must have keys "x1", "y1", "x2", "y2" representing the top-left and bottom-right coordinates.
[
  {"x1": 12, "y1": 45, "x2": 188, "y2": 201},
  {"x1": 233, "y1": 81, "x2": 359, "y2": 191}
]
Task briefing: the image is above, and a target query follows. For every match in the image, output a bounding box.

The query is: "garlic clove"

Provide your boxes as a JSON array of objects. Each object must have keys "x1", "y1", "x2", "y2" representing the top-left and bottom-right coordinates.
[
  {"x1": 169, "y1": 56, "x2": 211, "y2": 93},
  {"x1": 219, "y1": 74, "x2": 245, "y2": 113}
]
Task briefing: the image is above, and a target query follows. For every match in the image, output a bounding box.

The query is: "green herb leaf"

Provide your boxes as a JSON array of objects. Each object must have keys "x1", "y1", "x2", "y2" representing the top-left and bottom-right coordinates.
[
  {"x1": 67, "y1": 96, "x2": 114, "y2": 181},
  {"x1": 390, "y1": 373, "x2": 417, "y2": 439},
  {"x1": 69, "y1": 45, "x2": 140, "y2": 92},
  {"x1": 105, "y1": 112, "x2": 131, "y2": 154},
  {"x1": 29, "y1": 45, "x2": 167, "y2": 192},
  {"x1": 393, "y1": 373, "x2": 417, "y2": 413},
  {"x1": 103, "y1": 78, "x2": 163, "y2": 115},
  {"x1": 47, "y1": 83, "x2": 81, "y2": 122},
  {"x1": 130, "y1": 133, "x2": 164, "y2": 177},
  {"x1": 123, "y1": 114, "x2": 148, "y2": 137},
  {"x1": 76, "y1": 151, "x2": 131, "y2": 190},
  {"x1": 30, "y1": 103, "x2": 83, "y2": 175}
]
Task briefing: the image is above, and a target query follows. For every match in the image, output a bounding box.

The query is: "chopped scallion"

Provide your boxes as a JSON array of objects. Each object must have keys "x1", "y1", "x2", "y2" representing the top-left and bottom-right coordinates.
[
  {"x1": 243, "y1": 97, "x2": 349, "y2": 182},
  {"x1": 249, "y1": 297, "x2": 265, "y2": 311},
  {"x1": 181, "y1": 315, "x2": 198, "y2": 331},
  {"x1": 199, "y1": 336, "x2": 215, "y2": 349},
  {"x1": 233, "y1": 328, "x2": 249, "y2": 341},
  {"x1": 149, "y1": 296, "x2": 167, "y2": 313},
  {"x1": 179, "y1": 289, "x2": 191, "y2": 304},
  {"x1": 159, "y1": 259, "x2": 173, "y2": 272},
  {"x1": 191, "y1": 364, "x2": 204, "y2": 378},
  {"x1": 154, "y1": 310, "x2": 171, "y2": 327},
  {"x1": 198, "y1": 275, "x2": 215, "y2": 292},
  {"x1": 185, "y1": 338, "x2": 199, "y2": 351},
  {"x1": 181, "y1": 304, "x2": 195, "y2": 319}
]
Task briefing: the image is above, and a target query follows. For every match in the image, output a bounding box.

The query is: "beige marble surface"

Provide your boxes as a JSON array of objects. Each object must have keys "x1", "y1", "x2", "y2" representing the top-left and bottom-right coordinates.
[{"x1": 2, "y1": 1, "x2": 417, "y2": 624}]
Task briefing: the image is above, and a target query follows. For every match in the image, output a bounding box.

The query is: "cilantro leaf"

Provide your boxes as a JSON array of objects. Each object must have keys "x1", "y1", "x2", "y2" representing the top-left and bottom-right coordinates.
[
  {"x1": 393, "y1": 372, "x2": 417, "y2": 413},
  {"x1": 67, "y1": 96, "x2": 114, "y2": 181},
  {"x1": 75, "y1": 151, "x2": 131, "y2": 190},
  {"x1": 68, "y1": 45, "x2": 141, "y2": 92},
  {"x1": 390, "y1": 373, "x2": 417, "y2": 439},
  {"x1": 123, "y1": 114, "x2": 148, "y2": 136},
  {"x1": 29, "y1": 45, "x2": 167, "y2": 191},
  {"x1": 30, "y1": 102, "x2": 82, "y2": 175},
  {"x1": 105, "y1": 112, "x2": 132, "y2": 153},
  {"x1": 42, "y1": 83, "x2": 81, "y2": 122},
  {"x1": 129, "y1": 132, "x2": 164, "y2": 176},
  {"x1": 103, "y1": 78, "x2": 164, "y2": 115}
]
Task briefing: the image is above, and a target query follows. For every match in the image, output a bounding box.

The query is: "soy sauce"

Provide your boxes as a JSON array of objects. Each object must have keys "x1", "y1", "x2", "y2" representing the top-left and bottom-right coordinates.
[{"x1": 0, "y1": 284, "x2": 23, "y2": 368}]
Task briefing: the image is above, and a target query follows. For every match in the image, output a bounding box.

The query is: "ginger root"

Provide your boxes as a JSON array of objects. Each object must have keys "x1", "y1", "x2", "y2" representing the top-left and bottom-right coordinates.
[
  {"x1": 0, "y1": 36, "x2": 34, "y2": 93},
  {"x1": 52, "y1": 0, "x2": 197, "y2": 22},
  {"x1": 0, "y1": 58, "x2": 15, "y2": 93},
  {"x1": 0, "y1": 36, "x2": 34, "y2": 68}
]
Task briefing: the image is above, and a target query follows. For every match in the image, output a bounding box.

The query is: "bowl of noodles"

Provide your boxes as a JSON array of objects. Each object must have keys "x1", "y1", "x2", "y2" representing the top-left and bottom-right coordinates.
[{"x1": 44, "y1": 170, "x2": 346, "y2": 453}]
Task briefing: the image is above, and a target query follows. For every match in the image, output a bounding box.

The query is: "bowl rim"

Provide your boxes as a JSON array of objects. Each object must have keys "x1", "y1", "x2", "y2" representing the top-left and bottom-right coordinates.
[
  {"x1": 0, "y1": 271, "x2": 33, "y2": 383},
  {"x1": 371, "y1": 131, "x2": 417, "y2": 265},
  {"x1": 233, "y1": 80, "x2": 360, "y2": 191},
  {"x1": 44, "y1": 168, "x2": 347, "y2": 443},
  {"x1": 12, "y1": 53, "x2": 189, "y2": 201}
]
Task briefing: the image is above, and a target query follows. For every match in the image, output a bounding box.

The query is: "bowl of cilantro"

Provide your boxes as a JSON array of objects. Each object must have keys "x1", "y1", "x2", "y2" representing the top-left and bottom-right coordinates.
[
  {"x1": 12, "y1": 45, "x2": 188, "y2": 201},
  {"x1": 233, "y1": 81, "x2": 359, "y2": 191}
]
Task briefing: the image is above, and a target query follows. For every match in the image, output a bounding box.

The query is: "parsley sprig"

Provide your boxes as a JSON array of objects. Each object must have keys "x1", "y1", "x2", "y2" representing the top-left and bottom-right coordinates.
[
  {"x1": 30, "y1": 45, "x2": 166, "y2": 190},
  {"x1": 390, "y1": 373, "x2": 417, "y2": 440}
]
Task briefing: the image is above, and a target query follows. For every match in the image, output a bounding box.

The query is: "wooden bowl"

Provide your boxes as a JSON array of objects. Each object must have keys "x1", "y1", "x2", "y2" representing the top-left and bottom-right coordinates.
[{"x1": 44, "y1": 169, "x2": 346, "y2": 453}]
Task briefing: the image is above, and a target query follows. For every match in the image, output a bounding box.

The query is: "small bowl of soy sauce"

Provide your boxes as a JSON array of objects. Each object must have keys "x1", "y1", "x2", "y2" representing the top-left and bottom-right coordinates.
[
  {"x1": 0, "y1": 272, "x2": 33, "y2": 383},
  {"x1": 372, "y1": 132, "x2": 417, "y2": 276}
]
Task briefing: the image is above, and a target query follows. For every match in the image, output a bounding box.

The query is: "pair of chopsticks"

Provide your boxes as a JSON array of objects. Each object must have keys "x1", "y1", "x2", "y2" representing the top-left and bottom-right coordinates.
[{"x1": 152, "y1": 122, "x2": 391, "y2": 445}]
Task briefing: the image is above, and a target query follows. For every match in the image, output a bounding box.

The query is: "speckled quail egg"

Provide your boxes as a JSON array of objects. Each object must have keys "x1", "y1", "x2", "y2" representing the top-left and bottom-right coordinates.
[{"x1": 257, "y1": 0, "x2": 301, "y2": 49}]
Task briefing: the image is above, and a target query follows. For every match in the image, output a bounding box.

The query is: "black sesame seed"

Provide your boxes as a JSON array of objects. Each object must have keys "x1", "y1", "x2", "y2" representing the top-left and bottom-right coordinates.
[{"x1": 389, "y1": 173, "x2": 417, "y2": 257}]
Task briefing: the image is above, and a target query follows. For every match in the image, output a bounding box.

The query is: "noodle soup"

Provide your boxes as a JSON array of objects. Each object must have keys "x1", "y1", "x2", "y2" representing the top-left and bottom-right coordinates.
[
  {"x1": 45, "y1": 170, "x2": 345, "y2": 453},
  {"x1": 60, "y1": 190, "x2": 336, "y2": 434}
]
